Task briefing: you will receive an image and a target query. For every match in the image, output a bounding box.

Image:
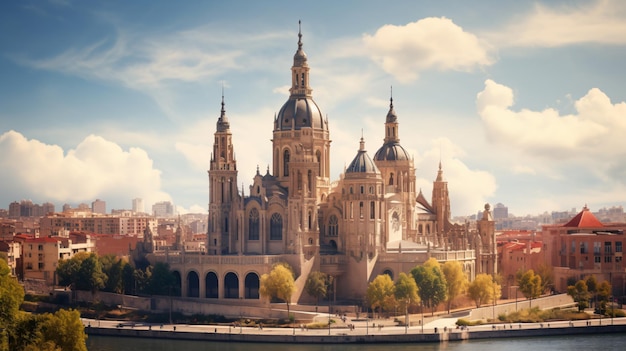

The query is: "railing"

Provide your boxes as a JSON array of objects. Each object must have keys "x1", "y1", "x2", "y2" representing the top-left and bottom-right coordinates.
[{"x1": 159, "y1": 253, "x2": 283, "y2": 266}]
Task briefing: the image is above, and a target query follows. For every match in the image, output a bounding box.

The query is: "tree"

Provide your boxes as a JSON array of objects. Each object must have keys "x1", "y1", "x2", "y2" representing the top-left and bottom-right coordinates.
[
  {"x1": 304, "y1": 271, "x2": 331, "y2": 307},
  {"x1": 259, "y1": 263, "x2": 295, "y2": 316},
  {"x1": 468, "y1": 273, "x2": 496, "y2": 308},
  {"x1": 100, "y1": 255, "x2": 125, "y2": 294},
  {"x1": 567, "y1": 280, "x2": 591, "y2": 312},
  {"x1": 56, "y1": 252, "x2": 90, "y2": 288},
  {"x1": 411, "y1": 258, "x2": 447, "y2": 315},
  {"x1": 39, "y1": 309, "x2": 87, "y2": 351},
  {"x1": 122, "y1": 263, "x2": 136, "y2": 295},
  {"x1": 146, "y1": 262, "x2": 177, "y2": 296},
  {"x1": 366, "y1": 274, "x2": 395, "y2": 318},
  {"x1": 0, "y1": 258, "x2": 24, "y2": 328},
  {"x1": 442, "y1": 260, "x2": 468, "y2": 313},
  {"x1": 394, "y1": 272, "x2": 419, "y2": 323},
  {"x1": 535, "y1": 263, "x2": 554, "y2": 294},
  {"x1": 75, "y1": 253, "x2": 106, "y2": 294},
  {"x1": 596, "y1": 280, "x2": 612, "y2": 315},
  {"x1": 586, "y1": 275, "x2": 598, "y2": 308},
  {"x1": 518, "y1": 269, "x2": 542, "y2": 307}
]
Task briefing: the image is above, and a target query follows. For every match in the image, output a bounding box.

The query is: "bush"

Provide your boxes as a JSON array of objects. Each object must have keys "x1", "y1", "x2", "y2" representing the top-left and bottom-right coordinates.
[{"x1": 456, "y1": 318, "x2": 483, "y2": 326}]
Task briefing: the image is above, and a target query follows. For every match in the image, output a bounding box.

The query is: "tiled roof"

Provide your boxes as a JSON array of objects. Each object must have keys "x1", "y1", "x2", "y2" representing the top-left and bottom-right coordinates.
[{"x1": 563, "y1": 206, "x2": 604, "y2": 228}]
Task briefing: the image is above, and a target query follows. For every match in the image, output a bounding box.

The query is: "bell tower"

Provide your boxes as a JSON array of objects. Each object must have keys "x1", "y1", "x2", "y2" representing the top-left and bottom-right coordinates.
[{"x1": 207, "y1": 93, "x2": 240, "y2": 255}]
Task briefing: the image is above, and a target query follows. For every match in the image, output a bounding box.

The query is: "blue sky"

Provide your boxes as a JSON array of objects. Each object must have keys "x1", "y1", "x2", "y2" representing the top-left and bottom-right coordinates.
[{"x1": 1, "y1": 0, "x2": 625, "y2": 217}]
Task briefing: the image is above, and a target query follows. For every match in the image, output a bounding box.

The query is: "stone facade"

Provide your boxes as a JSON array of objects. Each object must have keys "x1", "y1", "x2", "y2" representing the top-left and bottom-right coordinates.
[{"x1": 146, "y1": 25, "x2": 496, "y2": 304}]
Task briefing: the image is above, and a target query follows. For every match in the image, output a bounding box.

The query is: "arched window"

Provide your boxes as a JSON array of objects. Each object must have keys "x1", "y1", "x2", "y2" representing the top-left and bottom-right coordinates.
[
  {"x1": 270, "y1": 213, "x2": 283, "y2": 240},
  {"x1": 383, "y1": 269, "x2": 394, "y2": 281},
  {"x1": 359, "y1": 202, "x2": 364, "y2": 218},
  {"x1": 360, "y1": 185, "x2": 364, "y2": 194},
  {"x1": 328, "y1": 215, "x2": 338, "y2": 237},
  {"x1": 297, "y1": 171, "x2": 302, "y2": 190},
  {"x1": 308, "y1": 210, "x2": 312, "y2": 229},
  {"x1": 307, "y1": 170, "x2": 312, "y2": 192},
  {"x1": 316, "y1": 150, "x2": 322, "y2": 175},
  {"x1": 370, "y1": 201, "x2": 375, "y2": 219},
  {"x1": 389, "y1": 173, "x2": 394, "y2": 185},
  {"x1": 283, "y1": 149, "x2": 290, "y2": 176},
  {"x1": 248, "y1": 208, "x2": 259, "y2": 240}
]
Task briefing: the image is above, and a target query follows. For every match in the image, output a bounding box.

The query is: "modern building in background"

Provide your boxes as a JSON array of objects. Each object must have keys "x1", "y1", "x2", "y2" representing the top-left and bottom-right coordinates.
[
  {"x1": 91, "y1": 199, "x2": 106, "y2": 214},
  {"x1": 132, "y1": 198, "x2": 145, "y2": 214},
  {"x1": 152, "y1": 201, "x2": 175, "y2": 217}
]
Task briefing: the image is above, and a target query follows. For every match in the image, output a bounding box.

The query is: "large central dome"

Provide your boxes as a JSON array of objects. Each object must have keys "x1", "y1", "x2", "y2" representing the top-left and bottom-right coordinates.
[
  {"x1": 276, "y1": 97, "x2": 325, "y2": 130},
  {"x1": 274, "y1": 22, "x2": 327, "y2": 132}
]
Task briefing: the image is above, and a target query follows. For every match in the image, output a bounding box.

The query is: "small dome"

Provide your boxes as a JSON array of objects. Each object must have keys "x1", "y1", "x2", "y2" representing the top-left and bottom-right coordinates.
[
  {"x1": 275, "y1": 97, "x2": 326, "y2": 131},
  {"x1": 374, "y1": 141, "x2": 410, "y2": 161},
  {"x1": 346, "y1": 138, "x2": 379, "y2": 174}
]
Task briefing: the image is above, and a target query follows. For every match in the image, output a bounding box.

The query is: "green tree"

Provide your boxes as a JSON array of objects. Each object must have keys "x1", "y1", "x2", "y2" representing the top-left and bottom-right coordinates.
[
  {"x1": 567, "y1": 280, "x2": 591, "y2": 312},
  {"x1": 56, "y1": 252, "x2": 90, "y2": 288},
  {"x1": 596, "y1": 280, "x2": 612, "y2": 314},
  {"x1": 100, "y1": 255, "x2": 125, "y2": 294},
  {"x1": 122, "y1": 263, "x2": 136, "y2": 295},
  {"x1": 146, "y1": 262, "x2": 177, "y2": 296},
  {"x1": 259, "y1": 263, "x2": 295, "y2": 316},
  {"x1": 467, "y1": 273, "x2": 497, "y2": 307},
  {"x1": 586, "y1": 275, "x2": 598, "y2": 308},
  {"x1": 0, "y1": 258, "x2": 24, "y2": 329},
  {"x1": 535, "y1": 263, "x2": 554, "y2": 294},
  {"x1": 304, "y1": 271, "x2": 331, "y2": 307},
  {"x1": 394, "y1": 272, "x2": 419, "y2": 322},
  {"x1": 367, "y1": 274, "x2": 395, "y2": 318},
  {"x1": 518, "y1": 269, "x2": 542, "y2": 307},
  {"x1": 411, "y1": 258, "x2": 447, "y2": 315},
  {"x1": 39, "y1": 309, "x2": 87, "y2": 351},
  {"x1": 75, "y1": 253, "x2": 107, "y2": 294},
  {"x1": 442, "y1": 260, "x2": 468, "y2": 313}
]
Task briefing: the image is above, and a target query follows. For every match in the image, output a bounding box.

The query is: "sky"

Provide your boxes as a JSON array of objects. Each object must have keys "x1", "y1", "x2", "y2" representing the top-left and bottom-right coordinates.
[{"x1": 1, "y1": 0, "x2": 625, "y2": 217}]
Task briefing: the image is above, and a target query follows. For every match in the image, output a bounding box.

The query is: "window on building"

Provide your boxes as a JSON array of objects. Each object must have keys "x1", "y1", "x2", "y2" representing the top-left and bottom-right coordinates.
[
  {"x1": 571, "y1": 241, "x2": 576, "y2": 254},
  {"x1": 605, "y1": 256, "x2": 612, "y2": 263},
  {"x1": 38, "y1": 244, "x2": 43, "y2": 251},
  {"x1": 283, "y1": 149, "x2": 290, "y2": 176},
  {"x1": 270, "y1": 213, "x2": 283, "y2": 240},
  {"x1": 359, "y1": 202, "x2": 364, "y2": 218},
  {"x1": 370, "y1": 202, "x2": 375, "y2": 219},
  {"x1": 328, "y1": 215, "x2": 338, "y2": 237},
  {"x1": 616, "y1": 241, "x2": 622, "y2": 253},
  {"x1": 580, "y1": 242, "x2": 588, "y2": 254},
  {"x1": 605, "y1": 242, "x2": 612, "y2": 255},
  {"x1": 248, "y1": 208, "x2": 259, "y2": 240},
  {"x1": 594, "y1": 242, "x2": 601, "y2": 254},
  {"x1": 38, "y1": 262, "x2": 44, "y2": 270}
]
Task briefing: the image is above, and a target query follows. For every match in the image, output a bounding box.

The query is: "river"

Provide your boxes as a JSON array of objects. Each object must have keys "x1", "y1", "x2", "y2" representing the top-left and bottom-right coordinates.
[{"x1": 87, "y1": 332, "x2": 625, "y2": 351}]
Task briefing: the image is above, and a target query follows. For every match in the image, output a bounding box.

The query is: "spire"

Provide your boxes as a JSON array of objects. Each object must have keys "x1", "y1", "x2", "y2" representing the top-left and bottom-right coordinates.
[
  {"x1": 436, "y1": 161, "x2": 444, "y2": 181},
  {"x1": 216, "y1": 85, "x2": 230, "y2": 132},
  {"x1": 290, "y1": 21, "x2": 312, "y2": 97},
  {"x1": 298, "y1": 20, "x2": 302, "y2": 50}
]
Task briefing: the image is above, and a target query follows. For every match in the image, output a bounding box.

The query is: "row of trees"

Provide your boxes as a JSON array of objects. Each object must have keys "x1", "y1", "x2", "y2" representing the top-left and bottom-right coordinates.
[
  {"x1": 1, "y1": 258, "x2": 87, "y2": 351},
  {"x1": 567, "y1": 275, "x2": 612, "y2": 313},
  {"x1": 56, "y1": 252, "x2": 179, "y2": 297},
  {"x1": 364, "y1": 260, "x2": 551, "y2": 317}
]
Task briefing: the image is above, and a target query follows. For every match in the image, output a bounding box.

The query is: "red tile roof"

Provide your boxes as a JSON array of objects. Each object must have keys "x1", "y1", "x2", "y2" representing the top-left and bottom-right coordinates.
[{"x1": 563, "y1": 206, "x2": 604, "y2": 228}]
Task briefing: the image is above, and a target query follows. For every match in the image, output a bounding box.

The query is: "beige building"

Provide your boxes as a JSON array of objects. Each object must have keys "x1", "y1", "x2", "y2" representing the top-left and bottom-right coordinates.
[
  {"x1": 40, "y1": 212, "x2": 156, "y2": 237},
  {"x1": 17, "y1": 233, "x2": 94, "y2": 285},
  {"x1": 142, "y1": 25, "x2": 496, "y2": 303}
]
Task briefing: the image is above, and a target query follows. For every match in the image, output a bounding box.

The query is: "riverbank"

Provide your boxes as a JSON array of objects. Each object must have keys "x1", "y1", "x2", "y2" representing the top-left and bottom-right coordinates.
[{"x1": 83, "y1": 316, "x2": 626, "y2": 344}]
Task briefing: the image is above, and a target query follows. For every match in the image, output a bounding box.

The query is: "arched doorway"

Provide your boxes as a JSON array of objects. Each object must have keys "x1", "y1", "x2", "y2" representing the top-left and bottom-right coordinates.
[
  {"x1": 382, "y1": 269, "x2": 394, "y2": 281},
  {"x1": 205, "y1": 272, "x2": 218, "y2": 298},
  {"x1": 224, "y1": 272, "x2": 239, "y2": 299},
  {"x1": 244, "y1": 272, "x2": 260, "y2": 299},
  {"x1": 187, "y1": 271, "x2": 199, "y2": 297}
]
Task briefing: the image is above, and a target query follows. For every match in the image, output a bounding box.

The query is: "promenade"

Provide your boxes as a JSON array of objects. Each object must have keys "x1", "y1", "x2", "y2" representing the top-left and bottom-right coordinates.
[{"x1": 83, "y1": 314, "x2": 626, "y2": 344}]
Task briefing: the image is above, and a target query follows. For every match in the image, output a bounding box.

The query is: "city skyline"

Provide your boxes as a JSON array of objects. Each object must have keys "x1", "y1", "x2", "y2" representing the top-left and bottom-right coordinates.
[{"x1": 1, "y1": 1, "x2": 625, "y2": 217}]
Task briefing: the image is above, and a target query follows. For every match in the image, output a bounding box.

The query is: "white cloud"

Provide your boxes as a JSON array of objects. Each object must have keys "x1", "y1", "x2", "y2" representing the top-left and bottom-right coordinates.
[
  {"x1": 486, "y1": 0, "x2": 626, "y2": 47},
  {"x1": 477, "y1": 79, "x2": 626, "y2": 185},
  {"x1": 0, "y1": 130, "x2": 171, "y2": 208},
  {"x1": 362, "y1": 17, "x2": 495, "y2": 82},
  {"x1": 177, "y1": 204, "x2": 206, "y2": 215},
  {"x1": 415, "y1": 138, "x2": 497, "y2": 216}
]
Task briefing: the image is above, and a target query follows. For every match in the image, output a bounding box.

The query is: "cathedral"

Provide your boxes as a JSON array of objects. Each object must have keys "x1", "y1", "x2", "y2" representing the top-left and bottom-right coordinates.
[{"x1": 146, "y1": 25, "x2": 496, "y2": 304}]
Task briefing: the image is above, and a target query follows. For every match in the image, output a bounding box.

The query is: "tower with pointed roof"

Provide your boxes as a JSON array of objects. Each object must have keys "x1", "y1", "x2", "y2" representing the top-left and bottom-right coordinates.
[
  {"x1": 373, "y1": 95, "x2": 417, "y2": 242},
  {"x1": 207, "y1": 93, "x2": 241, "y2": 255}
]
